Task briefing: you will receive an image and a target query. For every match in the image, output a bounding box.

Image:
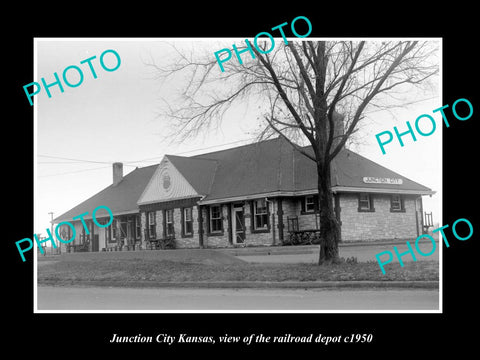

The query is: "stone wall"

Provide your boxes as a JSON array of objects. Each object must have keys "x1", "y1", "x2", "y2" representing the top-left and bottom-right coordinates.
[
  {"x1": 140, "y1": 212, "x2": 146, "y2": 246},
  {"x1": 339, "y1": 193, "x2": 419, "y2": 241},
  {"x1": 246, "y1": 199, "x2": 275, "y2": 246},
  {"x1": 204, "y1": 204, "x2": 230, "y2": 248},
  {"x1": 175, "y1": 207, "x2": 199, "y2": 248},
  {"x1": 155, "y1": 210, "x2": 164, "y2": 239},
  {"x1": 92, "y1": 193, "x2": 423, "y2": 251}
]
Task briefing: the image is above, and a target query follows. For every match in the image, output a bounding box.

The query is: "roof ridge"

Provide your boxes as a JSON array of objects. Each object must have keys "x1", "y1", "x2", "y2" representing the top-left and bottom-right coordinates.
[
  {"x1": 165, "y1": 154, "x2": 219, "y2": 196},
  {"x1": 167, "y1": 154, "x2": 218, "y2": 163},
  {"x1": 191, "y1": 137, "x2": 282, "y2": 159}
]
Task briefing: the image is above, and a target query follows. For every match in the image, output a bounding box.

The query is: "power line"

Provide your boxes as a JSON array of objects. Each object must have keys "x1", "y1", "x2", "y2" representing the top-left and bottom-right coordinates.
[
  {"x1": 38, "y1": 160, "x2": 138, "y2": 167},
  {"x1": 176, "y1": 139, "x2": 252, "y2": 155},
  {"x1": 38, "y1": 161, "x2": 98, "y2": 164},
  {"x1": 38, "y1": 138, "x2": 256, "y2": 170},
  {"x1": 38, "y1": 155, "x2": 112, "y2": 165},
  {"x1": 123, "y1": 156, "x2": 163, "y2": 164},
  {"x1": 123, "y1": 138, "x2": 254, "y2": 164}
]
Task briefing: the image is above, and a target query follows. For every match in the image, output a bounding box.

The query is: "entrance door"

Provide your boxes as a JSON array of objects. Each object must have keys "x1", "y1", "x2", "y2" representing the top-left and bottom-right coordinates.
[
  {"x1": 92, "y1": 234, "x2": 99, "y2": 252},
  {"x1": 233, "y1": 206, "x2": 245, "y2": 244}
]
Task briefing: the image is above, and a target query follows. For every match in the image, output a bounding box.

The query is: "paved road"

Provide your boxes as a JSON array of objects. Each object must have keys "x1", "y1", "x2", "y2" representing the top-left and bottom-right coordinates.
[{"x1": 37, "y1": 286, "x2": 439, "y2": 311}]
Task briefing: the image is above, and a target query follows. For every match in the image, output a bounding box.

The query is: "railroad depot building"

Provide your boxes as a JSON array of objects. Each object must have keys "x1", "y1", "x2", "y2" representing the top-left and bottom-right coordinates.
[{"x1": 52, "y1": 137, "x2": 435, "y2": 252}]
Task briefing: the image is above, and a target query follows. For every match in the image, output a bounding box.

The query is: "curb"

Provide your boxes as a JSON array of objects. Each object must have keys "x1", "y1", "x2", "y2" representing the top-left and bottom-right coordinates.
[{"x1": 39, "y1": 280, "x2": 439, "y2": 290}]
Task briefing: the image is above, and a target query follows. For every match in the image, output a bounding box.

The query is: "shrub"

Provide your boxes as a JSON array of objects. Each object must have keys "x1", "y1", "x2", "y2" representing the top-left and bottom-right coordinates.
[
  {"x1": 336, "y1": 256, "x2": 358, "y2": 264},
  {"x1": 159, "y1": 237, "x2": 176, "y2": 249}
]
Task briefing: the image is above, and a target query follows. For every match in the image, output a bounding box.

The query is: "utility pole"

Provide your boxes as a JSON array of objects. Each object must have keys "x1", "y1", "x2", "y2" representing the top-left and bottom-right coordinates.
[{"x1": 48, "y1": 212, "x2": 55, "y2": 255}]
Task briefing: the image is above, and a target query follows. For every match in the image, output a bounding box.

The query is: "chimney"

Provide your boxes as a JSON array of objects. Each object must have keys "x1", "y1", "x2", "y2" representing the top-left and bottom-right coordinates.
[{"x1": 112, "y1": 162, "x2": 123, "y2": 186}]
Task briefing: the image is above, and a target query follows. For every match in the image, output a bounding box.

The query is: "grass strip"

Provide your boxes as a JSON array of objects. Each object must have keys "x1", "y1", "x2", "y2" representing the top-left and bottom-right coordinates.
[{"x1": 38, "y1": 258, "x2": 439, "y2": 285}]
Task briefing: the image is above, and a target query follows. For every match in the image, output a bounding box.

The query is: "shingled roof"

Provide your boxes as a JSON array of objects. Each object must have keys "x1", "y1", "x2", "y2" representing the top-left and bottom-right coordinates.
[
  {"x1": 53, "y1": 164, "x2": 157, "y2": 223},
  {"x1": 53, "y1": 137, "x2": 433, "y2": 222},
  {"x1": 292, "y1": 140, "x2": 434, "y2": 194},
  {"x1": 192, "y1": 137, "x2": 297, "y2": 200},
  {"x1": 192, "y1": 137, "x2": 434, "y2": 203},
  {"x1": 166, "y1": 155, "x2": 217, "y2": 195}
]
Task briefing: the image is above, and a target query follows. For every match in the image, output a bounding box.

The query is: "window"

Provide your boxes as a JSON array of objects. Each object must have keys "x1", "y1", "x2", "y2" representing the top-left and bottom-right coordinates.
[
  {"x1": 147, "y1": 211, "x2": 156, "y2": 239},
  {"x1": 390, "y1": 195, "x2": 405, "y2": 212},
  {"x1": 253, "y1": 199, "x2": 269, "y2": 230},
  {"x1": 81, "y1": 226, "x2": 86, "y2": 245},
  {"x1": 209, "y1": 205, "x2": 223, "y2": 233},
  {"x1": 112, "y1": 219, "x2": 118, "y2": 240},
  {"x1": 305, "y1": 196, "x2": 315, "y2": 212},
  {"x1": 358, "y1": 193, "x2": 374, "y2": 212},
  {"x1": 302, "y1": 195, "x2": 318, "y2": 213},
  {"x1": 106, "y1": 220, "x2": 116, "y2": 243},
  {"x1": 135, "y1": 214, "x2": 141, "y2": 239},
  {"x1": 183, "y1": 207, "x2": 193, "y2": 237},
  {"x1": 166, "y1": 209, "x2": 174, "y2": 237},
  {"x1": 58, "y1": 224, "x2": 72, "y2": 243}
]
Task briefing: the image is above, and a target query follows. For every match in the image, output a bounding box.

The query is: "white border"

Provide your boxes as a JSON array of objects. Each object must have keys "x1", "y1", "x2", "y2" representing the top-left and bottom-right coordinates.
[{"x1": 34, "y1": 37, "x2": 442, "y2": 314}]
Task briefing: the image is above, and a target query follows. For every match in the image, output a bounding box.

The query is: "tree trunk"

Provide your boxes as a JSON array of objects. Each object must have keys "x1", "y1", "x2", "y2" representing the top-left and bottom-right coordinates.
[{"x1": 317, "y1": 161, "x2": 341, "y2": 265}]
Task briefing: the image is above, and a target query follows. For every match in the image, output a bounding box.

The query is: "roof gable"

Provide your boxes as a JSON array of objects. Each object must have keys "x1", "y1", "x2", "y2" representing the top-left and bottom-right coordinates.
[
  {"x1": 166, "y1": 155, "x2": 217, "y2": 195},
  {"x1": 137, "y1": 156, "x2": 202, "y2": 206}
]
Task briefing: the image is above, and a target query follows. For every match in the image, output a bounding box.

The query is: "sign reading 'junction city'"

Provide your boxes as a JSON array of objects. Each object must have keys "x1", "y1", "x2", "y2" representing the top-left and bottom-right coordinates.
[{"x1": 362, "y1": 177, "x2": 403, "y2": 185}]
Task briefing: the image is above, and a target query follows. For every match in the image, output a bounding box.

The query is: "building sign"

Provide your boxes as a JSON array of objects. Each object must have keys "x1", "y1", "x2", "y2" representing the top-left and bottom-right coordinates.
[
  {"x1": 162, "y1": 173, "x2": 171, "y2": 190},
  {"x1": 363, "y1": 177, "x2": 403, "y2": 185}
]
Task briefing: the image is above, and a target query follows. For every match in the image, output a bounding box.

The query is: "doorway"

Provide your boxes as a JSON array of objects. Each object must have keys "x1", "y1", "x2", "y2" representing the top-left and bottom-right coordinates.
[
  {"x1": 232, "y1": 205, "x2": 245, "y2": 244},
  {"x1": 91, "y1": 234, "x2": 99, "y2": 252}
]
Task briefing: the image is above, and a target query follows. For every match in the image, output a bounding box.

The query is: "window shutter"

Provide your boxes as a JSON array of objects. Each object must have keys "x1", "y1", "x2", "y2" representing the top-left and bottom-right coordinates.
[
  {"x1": 250, "y1": 201, "x2": 254, "y2": 232},
  {"x1": 267, "y1": 200, "x2": 271, "y2": 230},
  {"x1": 181, "y1": 207, "x2": 185, "y2": 237},
  {"x1": 206, "y1": 206, "x2": 211, "y2": 234},
  {"x1": 162, "y1": 210, "x2": 166, "y2": 239}
]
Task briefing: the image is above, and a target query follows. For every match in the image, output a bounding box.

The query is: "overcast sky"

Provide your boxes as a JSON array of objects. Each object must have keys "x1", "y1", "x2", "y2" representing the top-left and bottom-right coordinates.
[{"x1": 35, "y1": 38, "x2": 442, "y2": 237}]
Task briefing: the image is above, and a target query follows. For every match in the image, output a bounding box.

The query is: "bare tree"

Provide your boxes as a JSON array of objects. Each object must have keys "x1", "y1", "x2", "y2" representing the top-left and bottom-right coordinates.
[{"x1": 147, "y1": 39, "x2": 439, "y2": 264}]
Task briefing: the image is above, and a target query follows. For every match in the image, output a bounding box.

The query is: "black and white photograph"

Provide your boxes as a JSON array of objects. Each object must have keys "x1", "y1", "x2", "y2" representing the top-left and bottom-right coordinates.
[
  {"x1": 33, "y1": 37, "x2": 442, "y2": 312},
  {"x1": 7, "y1": 8, "x2": 478, "y2": 356}
]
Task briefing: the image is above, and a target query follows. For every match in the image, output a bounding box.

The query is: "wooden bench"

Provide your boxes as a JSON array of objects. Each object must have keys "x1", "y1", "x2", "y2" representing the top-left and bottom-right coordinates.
[
  {"x1": 423, "y1": 211, "x2": 434, "y2": 233},
  {"x1": 146, "y1": 237, "x2": 176, "y2": 250},
  {"x1": 285, "y1": 216, "x2": 321, "y2": 245}
]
